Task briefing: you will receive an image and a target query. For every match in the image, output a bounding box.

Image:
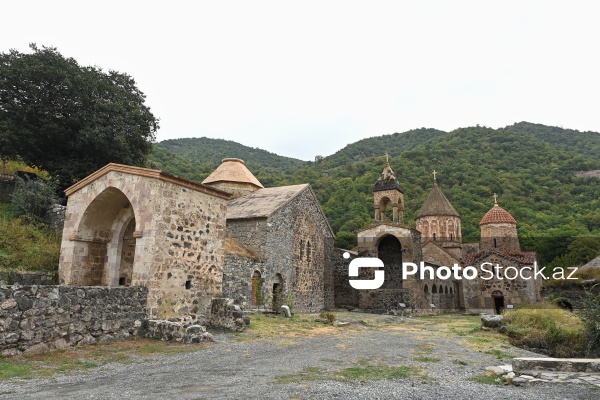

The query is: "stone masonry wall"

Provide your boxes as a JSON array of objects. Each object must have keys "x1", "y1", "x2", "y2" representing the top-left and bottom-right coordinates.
[
  {"x1": 59, "y1": 168, "x2": 228, "y2": 319},
  {"x1": 265, "y1": 188, "x2": 335, "y2": 312},
  {"x1": 222, "y1": 254, "x2": 265, "y2": 308},
  {"x1": 0, "y1": 270, "x2": 58, "y2": 286},
  {"x1": 226, "y1": 219, "x2": 268, "y2": 258},
  {"x1": 0, "y1": 179, "x2": 15, "y2": 202},
  {"x1": 0, "y1": 285, "x2": 147, "y2": 356}
]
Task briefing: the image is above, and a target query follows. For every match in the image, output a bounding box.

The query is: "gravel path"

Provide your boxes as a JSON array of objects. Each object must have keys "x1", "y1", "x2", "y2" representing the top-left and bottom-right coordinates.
[{"x1": 1, "y1": 314, "x2": 598, "y2": 399}]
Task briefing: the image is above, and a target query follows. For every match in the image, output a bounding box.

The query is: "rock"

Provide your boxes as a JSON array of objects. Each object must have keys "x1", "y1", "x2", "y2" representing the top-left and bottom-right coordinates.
[
  {"x1": 481, "y1": 314, "x2": 503, "y2": 328},
  {"x1": 512, "y1": 377, "x2": 527, "y2": 386},
  {"x1": 485, "y1": 366, "x2": 505, "y2": 376},
  {"x1": 202, "y1": 332, "x2": 214, "y2": 342},
  {"x1": 498, "y1": 326, "x2": 509, "y2": 334},
  {"x1": 333, "y1": 321, "x2": 350, "y2": 327},
  {"x1": 505, "y1": 372, "x2": 516, "y2": 379},
  {"x1": 23, "y1": 343, "x2": 49, "y2": 355},
  {"x1": 186, "y1": 325, "x2": 205, "y2": 334},
  {"x1": 280, "y1": 305, "x2": 291, "y2": 318}
]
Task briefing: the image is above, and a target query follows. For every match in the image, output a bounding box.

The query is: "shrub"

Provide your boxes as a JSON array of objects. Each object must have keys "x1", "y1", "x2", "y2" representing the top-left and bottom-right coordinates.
[
  {"x1": 580, "y1": 284, "x2": 600, "y2": 357},
  {"x1": 10, "y1": 175, "x2": 59, "y2": 223},
  {"x1": 502, "y1": 302, "x2": 587, "y2": 357},
  {"x1": 319, "y1": 311, "x2": 336, "y2": 324}
]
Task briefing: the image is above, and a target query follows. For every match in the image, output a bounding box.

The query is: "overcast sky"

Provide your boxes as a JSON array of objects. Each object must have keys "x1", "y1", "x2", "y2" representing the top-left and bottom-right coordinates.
[{"x1": 2, "y1": 1, "x2": 598, "y2": 160}]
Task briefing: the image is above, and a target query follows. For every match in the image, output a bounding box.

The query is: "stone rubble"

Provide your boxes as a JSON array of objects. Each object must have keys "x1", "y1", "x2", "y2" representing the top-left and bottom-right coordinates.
[{"x1": 485, "y1": 359, "x2": 600, "y2": 387}]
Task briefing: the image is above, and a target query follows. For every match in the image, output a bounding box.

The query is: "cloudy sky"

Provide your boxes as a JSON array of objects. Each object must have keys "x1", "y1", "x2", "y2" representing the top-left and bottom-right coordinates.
[{"x1": 2, "y1": 1, "x2": 598, "y2": 160}]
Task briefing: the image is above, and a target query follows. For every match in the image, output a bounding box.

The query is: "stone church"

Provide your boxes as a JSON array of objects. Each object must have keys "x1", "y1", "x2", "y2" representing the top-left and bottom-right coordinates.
[
  {"x1": 58, "y1": 159, "x2": 335, "y2": 319},
  {"x1": 58, "y1": 157, "x2": 540, "y2": 319},
  {"x1": 334, "y1": 161, "x2": 542, "y2": 314}
]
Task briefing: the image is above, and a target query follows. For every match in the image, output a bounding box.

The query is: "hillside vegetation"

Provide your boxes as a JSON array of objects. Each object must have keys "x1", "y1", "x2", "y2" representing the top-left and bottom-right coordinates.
[{"x1": 151, "y1": 123, "x2": 600, "y2": 265}]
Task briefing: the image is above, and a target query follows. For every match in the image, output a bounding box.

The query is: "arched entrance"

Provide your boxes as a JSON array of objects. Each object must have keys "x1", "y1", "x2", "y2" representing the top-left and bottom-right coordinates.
[
  {"x1": 272, "y1": 273, "x2": 284, "y2": 311},
  {"x1": 72, "y1": 187, "x2": 138, "y2": 286},
  {"x1": 492, "y1": 290, "x2": 504, "y2": 314},
  {"x1": 251, "y1": 270, "x2": 262, "y2": 306},
  {"x1": 378, "y1": 235, "x2": 402, "y2": 289}
]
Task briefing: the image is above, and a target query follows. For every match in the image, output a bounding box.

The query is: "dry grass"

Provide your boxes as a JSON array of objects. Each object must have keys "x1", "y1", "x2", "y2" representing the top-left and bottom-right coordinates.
[
  {"x1": 0, "y1": 338, "x2": 205, "y2": 381},
  {"x1": 503, "y1": 302, "x2": 587, "y2": 357}
]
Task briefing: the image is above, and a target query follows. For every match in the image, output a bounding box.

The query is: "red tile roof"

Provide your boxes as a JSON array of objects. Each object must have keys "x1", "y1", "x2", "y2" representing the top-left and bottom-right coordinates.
[{"x1": 479, "y1": 204, "x2": 517, "y2": 225}]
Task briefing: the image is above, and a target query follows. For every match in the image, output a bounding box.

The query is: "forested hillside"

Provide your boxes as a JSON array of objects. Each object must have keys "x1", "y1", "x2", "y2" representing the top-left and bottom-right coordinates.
[{"x1": 149, "y1": 123, "x2": 600, "y2": 266}]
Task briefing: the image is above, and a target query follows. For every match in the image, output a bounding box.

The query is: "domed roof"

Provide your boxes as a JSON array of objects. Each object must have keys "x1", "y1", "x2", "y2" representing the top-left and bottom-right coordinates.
[
  {"x1": 373, "y1": 162, "x2": 403, "y2": 193},
  {"x1": 416, "y1": 183, "x2": 460, "y2": 218},
  {"x1": 202, "y1": 158, "x2": 264, "y2": 189},
  {"x1": 480, "y1": 203, "x2": 517, "y2": 225}
]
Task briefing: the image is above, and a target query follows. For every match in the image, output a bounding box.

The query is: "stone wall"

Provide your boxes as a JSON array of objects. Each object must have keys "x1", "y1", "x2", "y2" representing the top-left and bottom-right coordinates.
[
  {"x1": 222, "y1": 254, "x2": 265, "y2": 308},
  {"x1": 0, "y1": 179, "x2": 15, "y2": 202},
  {"x1": 542, "y1": 283, "x2": 600, "y2": 309},
  {"x1": 207, "y1": 298, "x2": 249, "y2": 332},
  {"x1": 224, "y1": 186, "x2": 335, "y2": 313},
  {"x1": 0, "y1": 270, "x2": 58, "y2": 286},
  {"x1": 0, "y1": 285, "x2": 147, "y2": 356},
  {"x1": 46, "y1": 204, "x2": 66, "y2": 232}
]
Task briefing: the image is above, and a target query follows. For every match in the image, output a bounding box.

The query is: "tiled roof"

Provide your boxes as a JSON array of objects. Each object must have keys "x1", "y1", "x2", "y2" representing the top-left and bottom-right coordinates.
[
  {"x1": 464, "y1": 249, "x2": 536, "y2": 266},
  {"x1": 479, "y1": 204, "x2": 517, "y2": 225},
  {"x1": 226, "y1": 184, "x2": 309, "y2": 219},
  {"x1": 416, "y1": 183, "x2": 460, "y2": 218},
  {"x1": 202, "y1": 158, "x2": 264, "y2": 188}
]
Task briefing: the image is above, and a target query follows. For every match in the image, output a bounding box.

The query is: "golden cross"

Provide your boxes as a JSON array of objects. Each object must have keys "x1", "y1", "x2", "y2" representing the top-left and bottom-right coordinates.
[
  {"x1": 433, "y1": 170, "x2": 437, "y2": 182},
  {"x1": 493, "y1": 193, "x2": 498, "y2": 204}
]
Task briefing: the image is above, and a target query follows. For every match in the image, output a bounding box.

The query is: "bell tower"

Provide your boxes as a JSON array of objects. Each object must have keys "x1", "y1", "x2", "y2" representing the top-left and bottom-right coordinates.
[{"x1": 373, "y1": 155, "x2": 404, "y2": 224}]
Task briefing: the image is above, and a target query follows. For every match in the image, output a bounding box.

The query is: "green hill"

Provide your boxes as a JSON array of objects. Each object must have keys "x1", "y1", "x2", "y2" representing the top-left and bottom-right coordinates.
[{"x1": 149, "y1": 123, "x2": 600, "y2": 266}]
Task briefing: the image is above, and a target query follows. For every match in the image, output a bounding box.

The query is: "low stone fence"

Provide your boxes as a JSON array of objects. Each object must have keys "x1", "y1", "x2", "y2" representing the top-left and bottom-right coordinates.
[
  {"x1": 208, "y1": 298, "x2": 250, "y2": 332},
  {"x1": 0, "y1": 285, "x2": 147, "y2": 356},
  {"x1": 139, "y1": 318, "x2": 213, "y2": 344},
  {"x1": 0, "y1": 270, "x2": 58, "y2": 286}
]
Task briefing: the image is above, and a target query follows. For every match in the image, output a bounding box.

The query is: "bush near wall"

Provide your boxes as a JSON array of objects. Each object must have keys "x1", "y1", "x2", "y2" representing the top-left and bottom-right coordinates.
[
  {"x1": 503, "y1": 302, "x2": 589, "y2": 357},
  {"x1": 0, "y1": 202, "x2": 60, "y2": 271}
]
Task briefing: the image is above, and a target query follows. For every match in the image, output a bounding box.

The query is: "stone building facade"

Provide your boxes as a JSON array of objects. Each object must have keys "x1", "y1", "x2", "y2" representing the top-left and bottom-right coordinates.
[
  {"x1": 334, "y1": 162, "x2": 541, "y2": 314},
  {"x1": 206, "y1": 159, "x2": 336, "y2": 313},
  {"x1": 58, "y1": 164, "x2": 230, "y2": 318}
]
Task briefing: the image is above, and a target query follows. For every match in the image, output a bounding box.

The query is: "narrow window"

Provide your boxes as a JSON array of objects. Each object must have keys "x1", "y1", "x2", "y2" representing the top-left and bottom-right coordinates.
[{"x1": 185, "y1": 280, "x2": 191, "y2": 290}]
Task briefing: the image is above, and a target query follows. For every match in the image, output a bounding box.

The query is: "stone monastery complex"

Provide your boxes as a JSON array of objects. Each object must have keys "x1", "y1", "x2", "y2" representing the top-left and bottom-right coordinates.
[{"x1": 58, "y1": 158, "x2": 542, "y2": 319}]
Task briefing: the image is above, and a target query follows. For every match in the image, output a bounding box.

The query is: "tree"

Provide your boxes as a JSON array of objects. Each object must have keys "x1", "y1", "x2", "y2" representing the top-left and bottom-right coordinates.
[{"x1": 0, "y1": 44, "x2": 159, "y2": 190}]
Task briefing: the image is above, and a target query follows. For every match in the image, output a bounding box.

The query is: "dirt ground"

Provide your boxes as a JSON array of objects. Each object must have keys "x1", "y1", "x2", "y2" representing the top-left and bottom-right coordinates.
[{"x1": 0, "y1": 312, "x2": 598, "y2": 399}]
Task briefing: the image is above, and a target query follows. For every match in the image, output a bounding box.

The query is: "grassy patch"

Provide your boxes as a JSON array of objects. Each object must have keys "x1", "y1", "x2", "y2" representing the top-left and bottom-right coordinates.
[
  {"x1": 452, "y1": 359, "x2": 468, "y2": 366},
  {"x1": 470, "y1": 374, "x2": 503, "y2": 385},
  {"x1": 0, "y1": 338, "x2": 204, "y2": 381},
  {"x1": 503, "y1": 302, "x2": 587, "y2": 357},
  {"x1": 413, "y1": 356, "x2": 441, "y2": 363},
  {"x1": 0, "y1": 202, "x2": 60, "y2": 271},
  {"x1": 484, "y1": 349, "x2": 515, "y2": 360},
  {"x1": 275, "y1": 364, "x2": 425, "y2": 384}
]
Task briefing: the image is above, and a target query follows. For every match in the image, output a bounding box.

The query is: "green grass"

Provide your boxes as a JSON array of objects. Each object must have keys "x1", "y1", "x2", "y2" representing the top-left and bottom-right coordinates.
[
  {"x1": 0, "y1": 338, "x2": 204, "y2": 381},
  {"x1": 502, "y1": 302, "x2": 587, "y2": 357},
  {"x1": 413, "y1": 356, "x2": 441, "y2": 363},
  {"x1": 470, "y1": 374, "x2": 503, "y2": 385},
  {"x1": 484, "y1": 349, "x2": 515, "y2": 360},
  {"x1": 275, "y1": 364, "x2": 425, "y2": 384},
  {"x1": 452, "y1": 359, "x2": 468, "y2": 366},
  {"x1": 0, "y1": 202, "x2": 60, "y2": 271}
]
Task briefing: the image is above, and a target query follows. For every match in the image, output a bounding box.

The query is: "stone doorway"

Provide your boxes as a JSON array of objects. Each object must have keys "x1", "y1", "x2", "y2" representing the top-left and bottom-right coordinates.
[
  {"x1": 251, "y1": 271, "x2": 261, "y2": 306},
  {"x1": 272, "y1": 273, "x2": 284, "y2": 311},
  {"x1": 492, "y1": 290, "x2": 504, "y2": 314},
  {"x1": 378, "y1": 235, "x2": 402, "y2": 289}
]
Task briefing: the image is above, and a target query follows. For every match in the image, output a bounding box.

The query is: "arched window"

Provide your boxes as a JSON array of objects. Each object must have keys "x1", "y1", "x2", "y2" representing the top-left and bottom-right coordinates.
[
  {"x1": 300, "y1": 239, "x2": 304, "y2": 259},
  {"x1": 424, "y1": 284, "x2": 429, "y2": 293},
  {"x1": 494, "y1": 238, "x2": 498, "y2": 248},
  {"x1": 439, "y1": 285, "x2": 443, "y2": 294},
  {"x1": 433, "y1": 232, "x2": 437, "y2": 241},
  {"x1": 432, "y1": 285, "x2": 437, "y2": 294},
  {"x1": 445, "y1": 286, "x2": 448, "y2": 294},
  {"x1": 306, "y1": 241, "x2": 311, "y2": 263}
]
